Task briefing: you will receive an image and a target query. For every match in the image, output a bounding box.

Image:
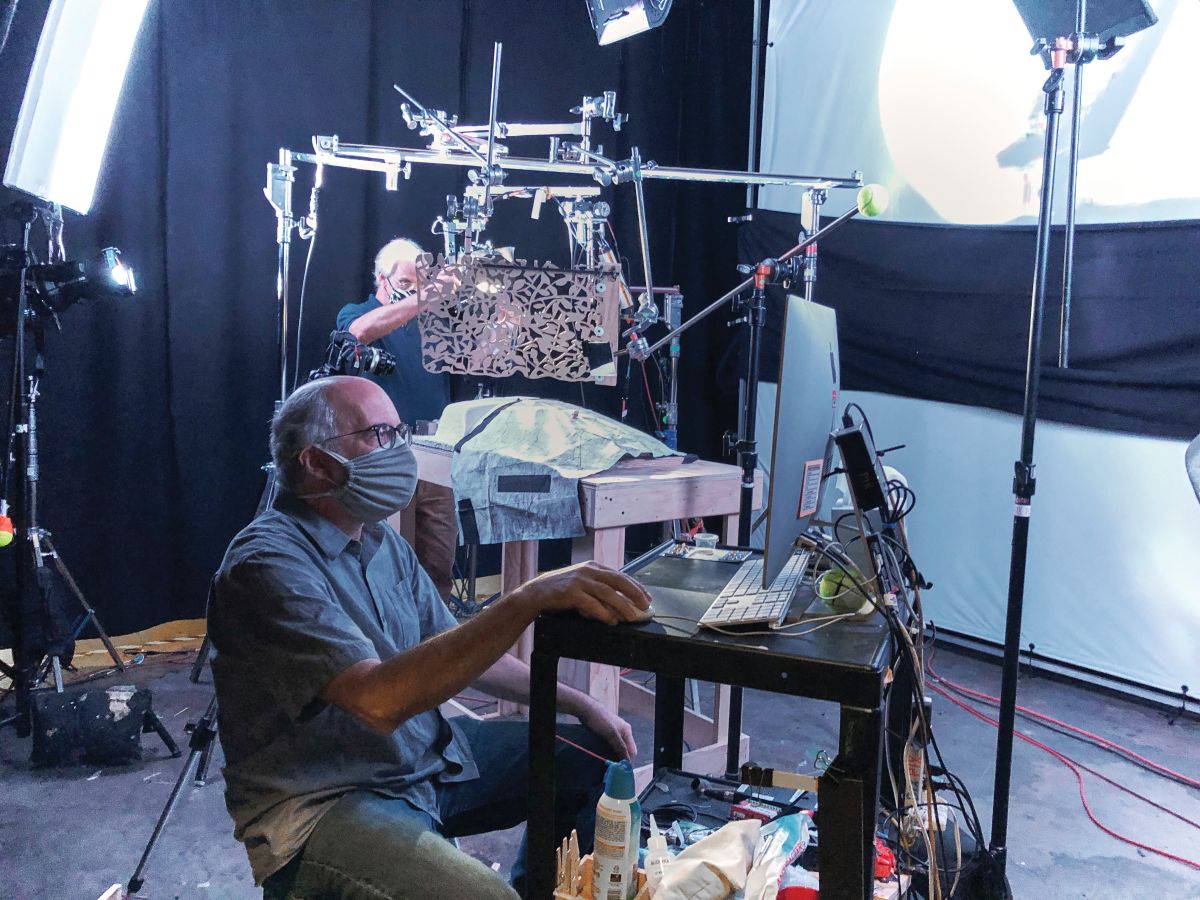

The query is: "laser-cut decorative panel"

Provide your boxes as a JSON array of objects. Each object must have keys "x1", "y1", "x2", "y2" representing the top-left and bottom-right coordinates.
[{"x1": 417, "y1": 254, "x2": 619, "y2": 385}]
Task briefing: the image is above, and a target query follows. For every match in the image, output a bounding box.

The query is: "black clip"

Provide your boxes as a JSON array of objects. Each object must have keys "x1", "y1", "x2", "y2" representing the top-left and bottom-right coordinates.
[{"x1": 1168, "y1": 685, "x2": 1190, "y2": 726}]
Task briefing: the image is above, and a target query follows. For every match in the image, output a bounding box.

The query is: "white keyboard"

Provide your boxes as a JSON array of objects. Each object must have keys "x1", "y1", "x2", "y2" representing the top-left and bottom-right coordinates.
[{"x1": 699, "y1": 550, "x2": 813, "y2": 629}]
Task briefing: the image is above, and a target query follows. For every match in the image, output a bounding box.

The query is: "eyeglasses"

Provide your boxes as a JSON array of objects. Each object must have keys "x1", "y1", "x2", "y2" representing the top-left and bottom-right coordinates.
[
  {"x1": 383, "y1": 272, "x2": 417, "y2": 303},
  {"x1": 320, "y1": 422, "x2": 411, "y2": 450}
]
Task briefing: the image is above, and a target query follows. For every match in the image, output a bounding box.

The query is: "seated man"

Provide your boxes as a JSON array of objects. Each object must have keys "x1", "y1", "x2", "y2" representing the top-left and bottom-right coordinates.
[{"x1": 208, "y1": 375, "x2": 648, "y2": 899}]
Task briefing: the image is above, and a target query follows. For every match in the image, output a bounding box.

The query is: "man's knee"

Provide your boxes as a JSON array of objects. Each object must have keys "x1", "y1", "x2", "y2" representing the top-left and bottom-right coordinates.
[
  {"x1": 302, "y1": 794, "x2": 519, "y2": 900},
  {"x1": 407, "y1": 833, "x2": 520, "y2": 900}
]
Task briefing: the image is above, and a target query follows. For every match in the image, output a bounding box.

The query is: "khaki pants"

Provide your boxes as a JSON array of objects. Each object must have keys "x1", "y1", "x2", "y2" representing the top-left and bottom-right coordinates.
[{"x1": 387, "y1": 481, "x2": 458, "y2": 603}]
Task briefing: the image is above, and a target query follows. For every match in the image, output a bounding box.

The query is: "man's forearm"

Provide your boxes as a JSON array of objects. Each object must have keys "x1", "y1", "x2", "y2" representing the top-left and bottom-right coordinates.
[
  {"x1": 346, "y1": 295, "x2": 420, "y2": 343},
  {"x1": 472, "y1": 652, "x2": 600, "y2": 720},
  {"x1": 322, "y1": 560, "x2": 650, "y2": 735},
  {"x1": 324, "y1": 595, "x2": 537, "y2": 733}
]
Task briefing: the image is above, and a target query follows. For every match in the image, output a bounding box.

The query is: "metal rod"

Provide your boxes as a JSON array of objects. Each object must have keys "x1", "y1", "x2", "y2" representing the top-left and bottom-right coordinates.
[
  {"x1": 300, "y1": 145, "x2": 861, "y2": 190},
  {"x1": 49, "y1": 540, "x2": 125, "y2": 672},
  {"x1": 10, "y1": 213, "x2": 34, "y2": 736},
  {"x1": 746, "y1": 0, "x2": 765, "y2": 208},
  {"x1": 482, "y1": 42, "x2": 502, "y2": 215},
  {"x1": 461, "y1": 121, "x2": 583, "y2": 138},
  {"x1": 393, "y1": 85, "x2": 489, "y2": 166},
  {"x1": 990, "y1": 61, "x2": 1066, "y2": 878},
  {"x1": 631, "y1": 147, "x2": 654, "y2": 305},
  {"x1": 724, "y1": 264, "x2": 774, "y2": 778},
  {"x1": 273, "y1": 148, "x2": 294, "y2": 402},
  {"x1": 803, "y1": 189, "x2": 825, "y2": 305},
  {"x1": 632, "y1": 205, "x2": 860, "y2": 358},
  {"x1": 1059, "y1": 0, "x2": 1087, "y2": 368}
]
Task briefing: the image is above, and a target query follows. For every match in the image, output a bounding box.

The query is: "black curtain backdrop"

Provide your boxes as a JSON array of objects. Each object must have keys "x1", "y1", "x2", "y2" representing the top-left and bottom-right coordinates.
[
  {"x1": 0, "y1": 0, "x2": 754, "y2": 635},
  {"x1": 738, "y1": 210, "x2": 1200, "y2": 441}
]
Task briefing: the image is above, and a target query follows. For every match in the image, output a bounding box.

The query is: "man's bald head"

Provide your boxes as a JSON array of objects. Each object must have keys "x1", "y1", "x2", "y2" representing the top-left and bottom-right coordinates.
[{"x1": 270, "y1": 376, "x2": 398, "y2": 492}]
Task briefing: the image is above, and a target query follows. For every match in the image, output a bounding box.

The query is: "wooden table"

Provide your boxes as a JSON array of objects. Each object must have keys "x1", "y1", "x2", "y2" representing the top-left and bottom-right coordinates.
[{"x1": 413, "y1": 442, "x2": 762, "y2": 778}]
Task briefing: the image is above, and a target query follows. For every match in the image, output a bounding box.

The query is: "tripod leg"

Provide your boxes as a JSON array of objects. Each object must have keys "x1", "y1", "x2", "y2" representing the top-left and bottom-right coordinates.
[
  {"x1": 143, "y1": 709, "x2": 182, "y2": 758},
  {"x1": 195, "y1": 737, "x2": 216, "y2": 785},
  {"x1": 128, "y1": 695, "x2": 218, "y2": 894},
  {"x1": 47, "y1": 541, "x2": 126, "y2": 672},
  {"x1": 51, "y1": 656, "x2": 64, "y2": 692},
  {"x1": 127, "y1": 746, "x2": 202, "y2": 894},
  {"x1": 189, "y1": 634, "x2": 211, "y2": 683}
]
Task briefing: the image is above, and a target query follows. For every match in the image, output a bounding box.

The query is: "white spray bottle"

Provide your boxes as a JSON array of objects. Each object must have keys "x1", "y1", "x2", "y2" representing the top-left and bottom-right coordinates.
[{"x1": 592, "y1": 759, "x2": 640, "y2": 900}]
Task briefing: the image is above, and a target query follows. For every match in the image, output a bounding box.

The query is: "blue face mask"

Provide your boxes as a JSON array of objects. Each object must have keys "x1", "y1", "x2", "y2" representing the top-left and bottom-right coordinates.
[{"x1": 298, "y1": 442, "x2": 418, "y2": 523}]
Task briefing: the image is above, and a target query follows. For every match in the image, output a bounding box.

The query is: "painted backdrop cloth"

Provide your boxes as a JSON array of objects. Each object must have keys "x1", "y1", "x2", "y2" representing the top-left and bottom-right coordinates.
[{"x1": 449, "y1": 398, "x2": 680, "y2": 545}]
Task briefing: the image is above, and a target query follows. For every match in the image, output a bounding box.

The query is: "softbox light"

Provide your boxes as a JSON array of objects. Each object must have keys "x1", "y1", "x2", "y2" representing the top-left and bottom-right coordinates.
[
  {"x1": 1010, "y1": 0, "x2": 1157, "y2": 43},
  {"x1": 3, "y1": 0, "x2": 150, "y2": 214},
  {"x1": 586, "y1": 0, "x2": 673, "y2": 45}
]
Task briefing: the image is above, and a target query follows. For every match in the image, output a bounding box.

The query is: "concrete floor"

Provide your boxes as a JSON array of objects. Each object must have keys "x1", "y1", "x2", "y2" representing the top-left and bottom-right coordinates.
[{"x1": 1, "y1": 648, "x2": 1198, "y2": 900}]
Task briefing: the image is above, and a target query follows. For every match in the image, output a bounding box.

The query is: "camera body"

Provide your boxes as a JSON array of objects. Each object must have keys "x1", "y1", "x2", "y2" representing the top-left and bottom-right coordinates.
[{"x1": 308, "y1": 330, "x2": 398, "y2": 381}]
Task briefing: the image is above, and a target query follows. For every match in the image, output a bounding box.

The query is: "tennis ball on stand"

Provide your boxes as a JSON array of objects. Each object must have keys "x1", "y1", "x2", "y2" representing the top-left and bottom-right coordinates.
[
  {"x1": 817, "y1": 567, "x2": 873, "y2": 616},
  {"x1": 856, "y1": 183, "x2": 890, "y2": 218}
]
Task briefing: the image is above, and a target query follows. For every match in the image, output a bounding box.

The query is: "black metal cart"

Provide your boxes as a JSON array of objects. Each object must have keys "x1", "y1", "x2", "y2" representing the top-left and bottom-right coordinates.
[{"x1": 526, "y1": 550, "x2": 912, "y2": 900}]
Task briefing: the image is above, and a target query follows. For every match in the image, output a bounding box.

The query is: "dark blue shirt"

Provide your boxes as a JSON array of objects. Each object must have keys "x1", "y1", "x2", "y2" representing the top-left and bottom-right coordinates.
[{"x1": 337, "y1": 296, "x2": 450, "y2": 425}]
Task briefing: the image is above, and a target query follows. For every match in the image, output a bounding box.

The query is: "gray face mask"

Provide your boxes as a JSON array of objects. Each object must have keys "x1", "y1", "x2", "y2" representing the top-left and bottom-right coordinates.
[{"x1": 298, "y1": 442, "x2": 418, "y2": 523}]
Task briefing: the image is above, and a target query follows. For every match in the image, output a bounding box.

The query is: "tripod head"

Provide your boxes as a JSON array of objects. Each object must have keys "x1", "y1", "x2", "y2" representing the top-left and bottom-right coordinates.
[
  {"x1": 735, "y1": 257, "x2": 804, "y2": 291},
  {"x1": 1032, "y1": 32, "x2": 1124, "y2": 69}
]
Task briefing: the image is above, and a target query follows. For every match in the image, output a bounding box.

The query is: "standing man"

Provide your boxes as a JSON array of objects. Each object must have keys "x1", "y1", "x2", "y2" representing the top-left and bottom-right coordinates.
[{"x1": 338, "y1": 238, "x2": 457, "y2": 603}]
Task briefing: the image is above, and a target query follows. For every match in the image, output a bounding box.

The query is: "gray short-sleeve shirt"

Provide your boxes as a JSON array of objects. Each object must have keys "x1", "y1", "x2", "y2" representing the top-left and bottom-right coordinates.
[{"x1": 208, "y1": 491, "x2": 477, "y2": 884}]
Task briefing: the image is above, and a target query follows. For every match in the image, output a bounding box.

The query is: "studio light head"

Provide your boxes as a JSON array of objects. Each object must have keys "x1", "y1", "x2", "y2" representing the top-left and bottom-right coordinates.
[
  {"x1": 0, "y1": 245, "x2": 136, "y2": 331},
  {"x1": 586, "y1": 0, "x2": 673, "y2": 45}
]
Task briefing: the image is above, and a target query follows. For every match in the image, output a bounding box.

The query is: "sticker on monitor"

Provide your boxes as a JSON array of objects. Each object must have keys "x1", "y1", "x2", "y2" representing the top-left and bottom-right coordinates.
[{"x1": 797, "y1": 459, "x2": 824, "y2": 518}]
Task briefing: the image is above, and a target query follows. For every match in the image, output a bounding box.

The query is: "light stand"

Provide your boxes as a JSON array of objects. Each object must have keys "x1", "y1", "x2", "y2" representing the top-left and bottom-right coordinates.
[
  {"x1": 264, "y1": 149, "x2": 296, "y2": 400},
  {"x1": 2, "y1": 202, "x2": 126, "y2": 737},
  {"x1": 987, "y1": 4, "x2": 1129, "y2": 891}
]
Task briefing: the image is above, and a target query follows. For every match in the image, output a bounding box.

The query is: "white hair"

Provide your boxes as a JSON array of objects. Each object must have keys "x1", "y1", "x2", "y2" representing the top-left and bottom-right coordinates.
[
  {"x1": 373, "y1": 237, "x2": 424, "y2": 280},
  {"x1": 270, "y1": 380, "x2": 345, "y2": 492}
]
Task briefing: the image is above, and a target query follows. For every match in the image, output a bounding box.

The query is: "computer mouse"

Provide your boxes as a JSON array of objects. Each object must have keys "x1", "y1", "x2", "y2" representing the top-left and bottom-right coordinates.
[{"x1": 624, "y1": 604, "x2": 654, "y2": 624}]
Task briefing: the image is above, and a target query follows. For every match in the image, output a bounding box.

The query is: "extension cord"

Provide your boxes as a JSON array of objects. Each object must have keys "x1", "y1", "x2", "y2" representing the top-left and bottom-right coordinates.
[{"x1": 900, "y1": 802, "x2": 954, "y2": 848}]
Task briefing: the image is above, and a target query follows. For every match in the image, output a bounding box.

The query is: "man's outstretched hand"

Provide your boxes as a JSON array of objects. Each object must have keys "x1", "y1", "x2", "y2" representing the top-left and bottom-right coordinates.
[
  {"x1": 512, "y1": 560, "x2": 651, "y2": 626},
  {"x1": 577, "y1": 698, "x2": 638, "y2": 762}
]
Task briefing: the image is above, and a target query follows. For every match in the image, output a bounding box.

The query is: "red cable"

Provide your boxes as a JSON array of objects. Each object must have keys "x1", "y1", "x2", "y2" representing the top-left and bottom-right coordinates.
[
  {"x1": 931, "y1": 676, "x2": 1200, "y2": 832},
  {"x1": 927, "y1": 659, "x2": 1200, "y2": 791},
  {"x1": 928, "y1": 682, "x2": 1200, "y2": 871},
  {"x1": 924, "y1": 642, "x2": 1200, "y2": 829},
  {"x1": 556, "y1": 733, "x2": 611, "y2": 764}
]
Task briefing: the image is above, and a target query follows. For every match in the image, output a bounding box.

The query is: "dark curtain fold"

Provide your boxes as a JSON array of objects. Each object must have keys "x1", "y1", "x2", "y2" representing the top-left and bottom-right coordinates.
[
  {"x1": 0, "y1": 0, "x2": 752, "y2": 634},
  {"x1": 738, "y1": 209, "x2": 1200, "y2": 441}
]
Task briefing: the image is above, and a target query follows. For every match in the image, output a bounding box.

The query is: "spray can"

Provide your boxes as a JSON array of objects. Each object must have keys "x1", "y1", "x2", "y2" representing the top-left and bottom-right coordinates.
[{"x1": 592, "y1": 760, "x2": 640, "y2": 900}]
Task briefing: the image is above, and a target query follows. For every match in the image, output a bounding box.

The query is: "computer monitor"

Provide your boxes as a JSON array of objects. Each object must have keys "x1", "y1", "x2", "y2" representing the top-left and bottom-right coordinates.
[{"x1": 761, "y1": 296, "x2": 841, "y2": 587}]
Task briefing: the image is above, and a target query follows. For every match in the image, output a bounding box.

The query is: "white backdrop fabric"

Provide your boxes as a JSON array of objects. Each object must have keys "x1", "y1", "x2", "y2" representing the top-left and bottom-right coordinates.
[
  {"x1": 839, "y1": 391, "x2": 1200, "y2": 695},
  {"x1": 759, "y1": 0, "x2": 1200, "y2": 225}
]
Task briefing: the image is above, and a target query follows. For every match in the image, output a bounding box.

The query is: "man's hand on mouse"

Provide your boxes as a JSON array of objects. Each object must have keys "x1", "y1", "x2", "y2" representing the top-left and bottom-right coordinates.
[{"x1": 512, "y1": 560, "x2": 651, "y2": 626}]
